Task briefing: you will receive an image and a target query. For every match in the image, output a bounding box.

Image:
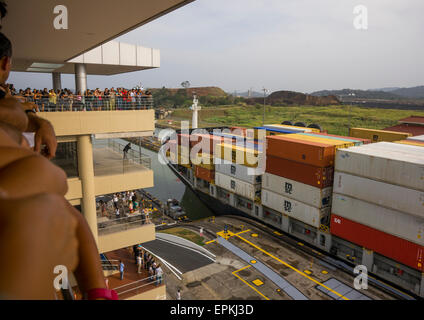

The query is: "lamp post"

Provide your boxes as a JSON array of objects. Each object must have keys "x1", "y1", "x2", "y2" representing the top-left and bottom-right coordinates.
[
  {"x1": 262, "y1": 88, "x2": 269, "y2": 126},
  {"x1": 348, "y1": 92, "x2": 355, "y2": 135}
]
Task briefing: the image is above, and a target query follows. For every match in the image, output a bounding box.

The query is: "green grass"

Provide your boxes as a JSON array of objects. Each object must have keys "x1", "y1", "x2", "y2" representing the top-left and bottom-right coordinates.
[
  {"x1": 166, "y1": 105, "x2": 424, "y2": 136},
  {"x1": 159, "y1": 227, "x2": 205, "y2": 246}
]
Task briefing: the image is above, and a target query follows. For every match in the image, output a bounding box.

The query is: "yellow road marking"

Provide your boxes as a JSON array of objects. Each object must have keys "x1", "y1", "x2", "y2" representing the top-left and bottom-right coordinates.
[
  {"x1": 304, "y1": 270, "x2": 312, "y2": 275},
  {"x1": 274, "y1": 231, "x2": 283, "y2": 236},
  {"x1": 233, "y1": 233, "x2": 349, "y2": 300},
  {"x1": 252, "y1": 279, "x2": 264, "y2": 286},
  {"x1": 232, "y1": 266, "x2": 269, "y2": 300},
  {"x1": 205, "y1": 239, "x2": 216, "y2": 245},
  {"x1": 322, "y1": 270, "x2": 329, "y2": 275},
  {"x1": 251, "y1": 234, "x2": 259, "y2": 238}
]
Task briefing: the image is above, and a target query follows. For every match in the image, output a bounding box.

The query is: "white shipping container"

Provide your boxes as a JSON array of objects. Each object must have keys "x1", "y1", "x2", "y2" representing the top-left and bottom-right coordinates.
[
  {"x1": 262, "y1": 189, "x2": 330, "y2": 228},
  {"x1": 332, "y1": 193, "x2": 424, "y2": 246},
  {"x1": 355, "y1": 141, "x2": 424, "y2": 156},
  {"x1": 334, "y1": 171, "x2": 424, "y2": 219},
  {"x1": 215, "y1": 172, "x2": 261, "y2": 201},
  {"x1": 215, "y1": 160, "x2": 262, "y2": 185},
  {"x1": 262, "y1": 173, "x2": 332, "y2": 208},
  {"x1": 335, "y1": 145, "x2": 424, "y2": 191},
  {"x1": 408, "y1": 135, "x2": 424, "y2": 142}
]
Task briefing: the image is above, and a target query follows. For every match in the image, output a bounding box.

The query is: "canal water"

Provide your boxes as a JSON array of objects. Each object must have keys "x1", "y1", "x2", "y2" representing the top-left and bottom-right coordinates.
[{"x1": 115, "y1": 138, "x2": 214, "y2": 221}]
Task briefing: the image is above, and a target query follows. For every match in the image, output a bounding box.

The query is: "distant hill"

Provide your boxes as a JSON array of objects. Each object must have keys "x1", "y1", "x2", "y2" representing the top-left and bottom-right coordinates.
[
  {"x1": 390, "y1": 86, "x2": 424, "y2": 99},
  {"x1": 312, "y1": 86, "x2": 424, "y2": 100},
  {"x1": 311, "y1": 89, "x2": 402, "y2": 100},
  {"x1": 247, "y1": 90, "x2": 340, "y2": 106},
  {"x1": 150, "y1": 86, "x2": 227, "y2": 97}
]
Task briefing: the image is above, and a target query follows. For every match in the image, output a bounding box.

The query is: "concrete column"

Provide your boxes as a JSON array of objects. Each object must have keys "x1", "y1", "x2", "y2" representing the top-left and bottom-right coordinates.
[
  {"x1": 362, "y1": 248, "x2": 374, "y2": 272},
  {"x1": 77, "y1": 135, "x2": 98, "y2": 244},
  {"x1": 52, "y1": 72, "x2": 62, "y2": 91},
  {"x1": 75, "y1": 63, "x2": 87, "y2": 94},
  {"x1": 317, "y1": 231, "x2": 332, "y2": 252},
  {"x1": 420, "y1": 273, "x2": 424, "y2": 298}
]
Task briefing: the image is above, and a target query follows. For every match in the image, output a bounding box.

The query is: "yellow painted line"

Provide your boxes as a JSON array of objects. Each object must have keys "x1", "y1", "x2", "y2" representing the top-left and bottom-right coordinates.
[
  {"x1": 232, "y1": 271, "x2": 270, "y2": 301},
  {"x1": 234, "y1": 265, "x2": 252, "y2": 273},
  {"x1": 205, "y1": 239, "x2": 217, "y2": 245},
  {"x1": 298, "y1": 242, "x2": 304, "y2": 246},
  {"x1": 322, "y1": 270, "x2": 329, "y2": 275},
  {"x1": 251, "y1": 234, "x2": 259, "y2": 238},
  {"x1": 274, "y1": 231, "x2": 283, "y2": 236},
  {"x1": 304, "y1": 270, "x2": 312, "y2": 275},
  {"x1": 233, "y1": 233, "x2": 349, "y2": 301}
]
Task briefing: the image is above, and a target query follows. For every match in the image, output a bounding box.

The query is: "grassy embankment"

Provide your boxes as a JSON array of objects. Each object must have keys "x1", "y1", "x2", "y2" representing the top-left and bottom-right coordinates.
[
  {"x1": 160, "y1": 104, "x2": 424, "y2": 136},
  {"x1": 160, "y1": 227, "x2": 205, "y2": 246}
]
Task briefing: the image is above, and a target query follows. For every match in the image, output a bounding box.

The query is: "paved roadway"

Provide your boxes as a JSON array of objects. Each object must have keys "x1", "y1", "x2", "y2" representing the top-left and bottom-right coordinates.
[{"x1": 142, "y1": 238, "x2": 214, "y2": 274}]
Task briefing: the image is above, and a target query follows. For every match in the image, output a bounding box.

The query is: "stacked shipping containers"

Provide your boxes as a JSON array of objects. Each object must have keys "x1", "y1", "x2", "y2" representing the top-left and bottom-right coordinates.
[
  {"x1": 331, "y1": 142, "x2": 424, "y2": 272},
  {"x1": 262, "y1": 135, "x2": 349, "y2": 229},
  {"x1": 214, "y1": 141, "x2": 263, "y2": 203}
]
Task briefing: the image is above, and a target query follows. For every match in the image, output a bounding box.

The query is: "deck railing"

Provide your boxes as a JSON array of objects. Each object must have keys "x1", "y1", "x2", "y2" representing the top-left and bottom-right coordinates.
[{"x1": 18, "y1": 95, "x2": 153, "y2": 111}]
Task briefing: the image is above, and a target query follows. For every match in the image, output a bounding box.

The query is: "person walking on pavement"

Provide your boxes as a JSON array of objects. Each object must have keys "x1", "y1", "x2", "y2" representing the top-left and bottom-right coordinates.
[{"x1": 119, "y1": 260, "x2": 125, "y2": 280}]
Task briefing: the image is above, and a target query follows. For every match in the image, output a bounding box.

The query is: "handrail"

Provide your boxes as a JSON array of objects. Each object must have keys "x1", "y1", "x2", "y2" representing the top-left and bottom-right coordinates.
[{"x1": 19, "y1": 94, "x2": 154, "y2": 111}]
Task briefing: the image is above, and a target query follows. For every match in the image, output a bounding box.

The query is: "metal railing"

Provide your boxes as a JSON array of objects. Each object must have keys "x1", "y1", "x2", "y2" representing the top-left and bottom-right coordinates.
[
  {"x1": 19, "y1": 94, "x2": 153, "y2": 111},
  {"x1": 107, "y1": 139, "x2": 152, "y2": 169},
  {"x1": 113, "y1": 275, "x2": 164, "y2": 297},
  {"x1": 97, "y1": 215, "x2": 152, "y2": 235}
]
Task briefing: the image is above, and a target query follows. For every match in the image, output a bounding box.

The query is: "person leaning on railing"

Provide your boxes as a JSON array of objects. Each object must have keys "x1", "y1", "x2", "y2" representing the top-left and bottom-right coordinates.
[{"x1": 0, "y1": 26, "x2": 117, "y2": 300}]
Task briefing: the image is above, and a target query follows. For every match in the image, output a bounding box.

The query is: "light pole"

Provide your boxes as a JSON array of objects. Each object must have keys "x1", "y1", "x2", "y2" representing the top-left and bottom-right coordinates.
[
  {"x1": 262, "y1": 88, "x2": 269, "y2": 126},
  {"x1": 347, "y1": 92, "x2": 355, "y2": 135}
]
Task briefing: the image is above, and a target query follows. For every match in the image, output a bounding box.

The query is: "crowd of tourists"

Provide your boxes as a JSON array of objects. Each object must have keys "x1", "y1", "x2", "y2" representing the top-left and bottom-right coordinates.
[
  {"x1": 8, "y1": 84, "x2": 153, "y2": 111},
  {"x1": 132, "y1": 245, "x2": 164, "y2": 286}
]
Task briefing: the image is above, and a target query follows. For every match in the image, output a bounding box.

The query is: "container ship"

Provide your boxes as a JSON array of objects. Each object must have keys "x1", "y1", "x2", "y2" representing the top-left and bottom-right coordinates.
[{"x1": 161, "y1": 123, "x2": 424, "y2": 298}]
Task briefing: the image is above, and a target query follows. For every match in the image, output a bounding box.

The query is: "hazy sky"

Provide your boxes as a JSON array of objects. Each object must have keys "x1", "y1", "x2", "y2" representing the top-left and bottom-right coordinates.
[{"x1": 9, "y1": 0, "x2": 424, "y2": 94}]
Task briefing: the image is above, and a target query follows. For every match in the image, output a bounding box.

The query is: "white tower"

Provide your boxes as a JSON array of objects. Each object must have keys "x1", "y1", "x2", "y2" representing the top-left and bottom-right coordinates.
[{"x1": 190, "y1": 93, "x2": 201, "y2": 129}]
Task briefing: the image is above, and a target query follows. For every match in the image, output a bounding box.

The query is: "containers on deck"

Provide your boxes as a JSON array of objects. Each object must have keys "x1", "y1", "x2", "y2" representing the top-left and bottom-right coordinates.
[
  {"x1": 263, "y1": 173, "x2": 332, "y2": 208},
  {"x1": 330, "y1": 214, "x2": 424, "y2": 272},
  {"x1": 349, "y1": 128, "x2": 412, "y2": 142},
  {"x1": 262, "y1": 189, "x2": 331, "y2": 228},
  {"x1": 266, "y1": 155, "x2": 334, "y2": 189},
  {"x1": 215, "y1": 172, "x2": 261, "y2": 201}
]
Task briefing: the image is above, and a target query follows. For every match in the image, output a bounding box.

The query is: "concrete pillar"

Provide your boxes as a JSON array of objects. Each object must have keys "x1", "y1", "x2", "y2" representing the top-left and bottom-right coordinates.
[
  {"x1": 75, "y1": 63, "x2": 87, "y2": 94},
  {"x1": 77, "y1": 135, "x2": 98, "y2": 244},
  {"x1": 420, "y1": 273, "x2": 424, "y2": 298},
  {"x1": 229, "y1": 193, "x2": 235, "y2": 207},
  {"x1": 362, "y1": 248, "x2": 374, "y2": 272},
  {"x1": 52, "y1": 72, "x2": 62, "y2": 91}
]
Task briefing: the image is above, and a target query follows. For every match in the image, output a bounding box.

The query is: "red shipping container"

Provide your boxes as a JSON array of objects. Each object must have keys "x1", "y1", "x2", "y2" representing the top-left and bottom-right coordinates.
[
  {"x1": 266, "y1": 135, "x2": 335, "y2": 167},
  {"x1": 266, "y1": 155, "x2": 334, "y2": 189},
  {"x1": 311, "y1": 132, "x2": 372, "y2": 145},
  {"x1": 194, "y1": 166, "x2": 215, "y2": 183},
  {"x1": 330, "y1": 214, "x2": 424, "y2": 272}
]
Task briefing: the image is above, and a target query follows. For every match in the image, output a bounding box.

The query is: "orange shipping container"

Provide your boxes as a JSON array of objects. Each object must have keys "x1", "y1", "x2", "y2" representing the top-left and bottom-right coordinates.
[
  {"x1": 194, "y1": 166, "x2": 215, "y2": 183},
  {"x1": 266, "y1": 135, "x2": 335, "y2": 167},
  {"x1": 266, "y1": 155, "x2": 334, "y2": 189}
]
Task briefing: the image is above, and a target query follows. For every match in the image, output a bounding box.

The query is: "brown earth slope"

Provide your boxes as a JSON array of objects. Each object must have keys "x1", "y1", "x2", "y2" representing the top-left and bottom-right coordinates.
[{"x1": 247, "y1": 90, "x2": 340, "y2": 106}]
